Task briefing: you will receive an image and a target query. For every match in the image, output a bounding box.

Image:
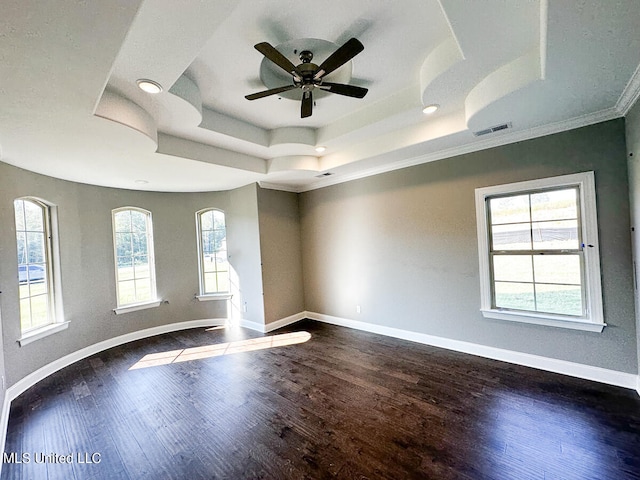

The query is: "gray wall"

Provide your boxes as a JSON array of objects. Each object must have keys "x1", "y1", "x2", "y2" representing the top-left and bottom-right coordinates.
[
  {"x1": 626, "y1": 100, "x2": 640, "y2": 372},
  {"x1": 257, "y1": 187, "x2": 305, "y2": 324},
  {"x1": 227, "y1": 183, "x2": 265, "y2": 324},
  {"x1": 0, "y1": 163, "x2": 262, "y2": 386},
  {"x1": 300, "y1": 119, "x2": 638, "y2": 373}
]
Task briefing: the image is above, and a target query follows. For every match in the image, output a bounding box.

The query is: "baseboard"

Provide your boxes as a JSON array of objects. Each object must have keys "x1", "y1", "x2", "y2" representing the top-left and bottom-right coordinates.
[
  {"x1": 265, "y1": 312, "x2": 307, "y2": 332},
  {"x1": 0, "y1": 317, "x2": 227, "y2": 476},
  {"x1": 0, "y1": 388, "x2": 10, "y2": 473},
  {"x1": 306, "y1": 312, "x2": 639, "y2": 391},
  {"x1": 240, "y1": 311, "x2": 307, "y2": 333}
]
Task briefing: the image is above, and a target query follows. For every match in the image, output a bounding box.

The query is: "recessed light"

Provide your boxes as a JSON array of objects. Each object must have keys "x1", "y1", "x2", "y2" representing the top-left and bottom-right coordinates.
[
  {"x1": 422, "y1": 104, "x2": 439, "y2": 115},
  {"x1": 315, "y1": 146, "x2": 326, "y2": 153},
  {"x1": 136, "y1": 79, "x2": 163, "y2": 94},
  {"x1": 135, "y1": 179, "x2": 149, "y2": 185}
]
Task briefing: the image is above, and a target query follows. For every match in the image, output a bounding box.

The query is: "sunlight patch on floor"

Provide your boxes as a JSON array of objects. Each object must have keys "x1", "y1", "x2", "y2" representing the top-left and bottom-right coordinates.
[{"x1": 128, "y1": 331, "x2": 311, "y2": 370}]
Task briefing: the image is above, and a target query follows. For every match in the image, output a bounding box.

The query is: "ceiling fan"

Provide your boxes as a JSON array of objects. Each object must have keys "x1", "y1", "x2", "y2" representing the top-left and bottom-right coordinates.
[{"x1": 245, "y1": 38, "x2": 368, "y2": 118}]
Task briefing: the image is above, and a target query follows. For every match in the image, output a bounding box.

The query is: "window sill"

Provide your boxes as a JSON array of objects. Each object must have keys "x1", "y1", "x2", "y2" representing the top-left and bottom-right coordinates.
[
  {"x1": 114, "y1": 300, "x2": 162, "y2": 315},
  {"x1": 18, "y1": 321, "x2": 70, "y2": 346},
  {"x1": 196, "y1": 294, "x2": 232, "y2": 302},
  {"x1": 481, "y1": 309, "x2": 606, "y2": 332}
]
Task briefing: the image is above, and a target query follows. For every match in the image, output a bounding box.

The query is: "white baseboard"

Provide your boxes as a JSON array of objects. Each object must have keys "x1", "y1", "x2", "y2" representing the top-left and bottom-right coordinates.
[
  {"x1": 265, "y1": 311, "x2": 307, "y2": 332},
  {"x1": 239, "y1": 311, "x2": 307, "y2": 333},
  {"x1": 305, "y1": 312, "x2": 639, "y2": 391},
  {"x1": 637, "y1": 375, "x2": 640, "y2": 396},
  {"x1": 0, "y1": 317, "x2": 226, "y2": 472}
]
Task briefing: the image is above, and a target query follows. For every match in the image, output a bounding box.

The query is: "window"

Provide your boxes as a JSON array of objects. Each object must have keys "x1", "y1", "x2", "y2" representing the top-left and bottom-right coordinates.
[
  {"x1": 475, "y1": 172, "x2": 604, "y2": 332},
  {"x1": 196, "y1": 209, "x2": 230, "y2": 296},
  {"x1": 14, "y1": 198, "x2": 65, "y2": 339},
  {"x1": 112, "y1": 207, "x2": 158, "y2": 310}
]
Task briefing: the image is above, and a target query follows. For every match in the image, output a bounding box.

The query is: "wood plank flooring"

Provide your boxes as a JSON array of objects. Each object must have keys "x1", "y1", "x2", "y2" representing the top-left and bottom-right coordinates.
[{"x1": 2, "y1": 319, "x2": 640, "y2": 479}]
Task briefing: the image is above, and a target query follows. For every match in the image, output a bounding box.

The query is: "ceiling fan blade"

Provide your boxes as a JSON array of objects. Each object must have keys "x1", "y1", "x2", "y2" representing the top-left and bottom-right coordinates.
[
  {"x1": 245, "y1": 85, "x2": 297, "y2": 100},
  {"x1": 301, "y1": 90, "x2": 313, "y2": 118},
  {"x1": 318, "y1": 82, "x2": 368, "y2": 98},
  {"x1": 314, "y1": 38, "x2": 364, "y2": 79},
  {"x1": 254, "y1": 42, "x2": 297, "y2": 76}
]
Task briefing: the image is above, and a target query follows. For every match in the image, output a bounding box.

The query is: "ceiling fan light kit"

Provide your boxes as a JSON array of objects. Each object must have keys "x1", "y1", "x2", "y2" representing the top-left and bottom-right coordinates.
[{"x1": 246, "y1": 38, "x2": 368, "y2": 118}]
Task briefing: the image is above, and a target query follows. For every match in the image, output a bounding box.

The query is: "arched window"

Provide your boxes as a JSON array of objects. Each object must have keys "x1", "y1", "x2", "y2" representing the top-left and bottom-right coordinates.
[
  {"x1": 112, "y1": 207, "x2": 157, "y2": 307},
  {"x1": 14, "y1": 198, "x2": 56, "y2": 332},
  {"x1": 196, "y1": 209, "x2": 229, "y2": 295}
]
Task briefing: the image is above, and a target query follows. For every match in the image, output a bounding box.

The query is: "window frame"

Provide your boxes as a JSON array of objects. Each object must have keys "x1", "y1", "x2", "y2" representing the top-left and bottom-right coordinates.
[
  {"x1": 195, "y1": 208, "x2": 231, "y2": 299},
  {"x1": 14, "y1": 197, "x2": 68, "y2": 345},
  {"x1": 111, "y1": 206, "x2": 159, "y2": 312},
  {"x1": 475, "y1": 172, "x2": 605, "y2": 332}
]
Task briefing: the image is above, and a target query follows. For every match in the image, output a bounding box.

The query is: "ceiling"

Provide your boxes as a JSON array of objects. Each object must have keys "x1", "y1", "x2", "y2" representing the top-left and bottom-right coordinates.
[{"x1": 1, "y1": 0, "x2": 640, "y2": 193}]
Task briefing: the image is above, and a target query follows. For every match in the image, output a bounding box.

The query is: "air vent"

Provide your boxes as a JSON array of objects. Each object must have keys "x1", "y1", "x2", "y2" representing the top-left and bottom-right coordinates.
[
  {"x1": 473, "y1": 122, "x2": 512, "y2": 137},
  {"x1": 315, "y1": 172, "x2": 334, "y2": 178}
]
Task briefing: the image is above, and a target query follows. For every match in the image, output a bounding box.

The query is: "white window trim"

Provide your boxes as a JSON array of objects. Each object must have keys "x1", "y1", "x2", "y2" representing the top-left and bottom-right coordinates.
[
  {"x1": 18, "y1": 321, "x2": 70, "y2": 347},
  {"x1": 114, "y1": 300, "x2": 162, "y2": 315},
  {"x1": 112, "y1": 206, "x2": 159, "y2": 309},
  {"x1": 15, "y1": 198, "x2": 66, "y2": 342},
  {"x1": 195, "y1": 208, "x2": 230, "y2": 296},
  {"x1": 196, "y1": 293, "x2": 233, "y2": 302},
  {"x1": 475, "y1": 171, "x2": 605, "y2": 332}
]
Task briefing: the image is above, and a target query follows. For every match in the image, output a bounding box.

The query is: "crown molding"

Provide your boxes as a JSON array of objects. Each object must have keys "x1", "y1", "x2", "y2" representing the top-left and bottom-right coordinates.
[
  {"x1": 258, "y1": 181, "x2": 302, "y2": 193},
  {"x1": 296, "y1": 107, "x2": 622, "y2": 193},
  {"x1": 616, "y1": 62, "x2": 640, "y2": 116}
]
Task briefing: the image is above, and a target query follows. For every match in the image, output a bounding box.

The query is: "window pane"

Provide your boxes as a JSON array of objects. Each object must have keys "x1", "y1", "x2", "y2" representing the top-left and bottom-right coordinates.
[
  {"x1": 134, "y1": 260, "x2": 150, "y2": 279},
  {"x1": 216, "y1": 251, "x2": 228, "y2": 269},
  {"x1": 14, "y1": 201, "x2": 25, "y2": 231},
  {"x1": 117, "y1": 264, "x2": 134, "y2": 281},
  {"x1": 118, "y1": 281, "x2": 136, "y2": 305},
  {"x1": 213, "y1": 210, "x2": 225, "y2": 230},
  {"x1": 201, "y1": 211, "x2": 214, "y2": 231},
  {"x1": 19, "y1": 298, "x2": 32, "y2": 330},
  {"x1": 204, "y1": 273, "x2": 217, "y2": 293},
  {"x1": 19, "y1": 283, "x2": 29, "y2": 299},
  {"x1": 115, "y1": 232, "x2": 132, "y2": 257},
  {"x1": 532, "y1": 220, "x2": 579, "y2": 250},
  {"x1": 27, "y1": 232, "x2": 46, "y2": 263},
  {"x1": 531, "y1": 188, "x2": 577, "y2": 222},
  {"x1": 491, "y1": 223, "x2": 531, "y2": 250},
  {"x1": 28, "y1": 264, "x2": 47, "y2": 283},
  {"x1": 30, "y1": 294, "x2": 49, "y2": 328},
  {"x1": 494, "y1": 282, "x2": 535, "y2": 311},
  {"x1": 493, "y1": 255, "x2": 533, "y2": 282},
  {"x1": 131, "y1": 211, "x2": 147, "y2": 233},
  {"x1": 203, "y1": 255, "x2": 217, "y2": 273},
  {"x1": 533, "y1": 255, "x2": 581, "y2": 285},
  {"x1": 24, "y1": 201, "x2": 43, "y2": 231},
  {"x1": 489, "y1": 195, "x2": 530, "y2": 225},
  {"x1": 29, "y1": 279, "x2": 48, "y2": 301},
  {"x1": 132, "y1": 233, "x2": 148, "y2": 256},
  {"x1": 212, "y1": 231, "x2": 226, "y2": 252},
  {"x1": 16, "y1": 232, "x2": 27, "y2": 265},
  {"x1": 535, "y1": 284, "x2": 582, "y2": 316},
  {"x1": 202, "y1": 231, "x2": 214, "y2": 254},
  {"x1": 114, "y1": 211, "x2": 132, "y2": 232},
  {"x1": 135, "y1": 279, "x2": 152, "y2": 302},
  {"x1": 216, "y1": 272, "x2": 230, "y2": 292}
]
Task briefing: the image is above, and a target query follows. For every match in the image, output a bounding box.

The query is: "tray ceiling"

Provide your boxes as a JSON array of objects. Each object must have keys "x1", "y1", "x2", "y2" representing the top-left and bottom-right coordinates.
[{"x1": 1, "y1": 0, "x2": 639, "y2": 192}]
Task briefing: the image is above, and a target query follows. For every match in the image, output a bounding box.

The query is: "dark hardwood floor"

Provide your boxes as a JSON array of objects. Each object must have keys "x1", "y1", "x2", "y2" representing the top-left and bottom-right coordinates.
[{"x1": 2, "y1": 319, "x2": 640, "y2": 479}]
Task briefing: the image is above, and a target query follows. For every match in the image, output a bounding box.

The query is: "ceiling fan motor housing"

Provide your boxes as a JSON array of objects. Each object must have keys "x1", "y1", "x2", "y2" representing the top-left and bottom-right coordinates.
[{"x1": 247, "y1": 37, "x2": 367, "y2": 117}]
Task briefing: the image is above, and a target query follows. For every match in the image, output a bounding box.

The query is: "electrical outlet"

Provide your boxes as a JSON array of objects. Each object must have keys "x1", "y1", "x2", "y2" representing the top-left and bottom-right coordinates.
[
  {"x1": 243, "y1": 302, "x2": 248, "y2": 313},
  {"x1": 356, "y1": 305, "x2": 361, "y2": 314}
]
